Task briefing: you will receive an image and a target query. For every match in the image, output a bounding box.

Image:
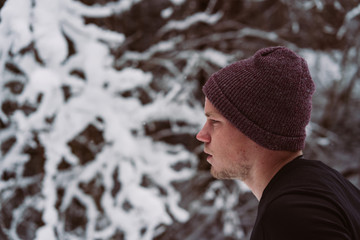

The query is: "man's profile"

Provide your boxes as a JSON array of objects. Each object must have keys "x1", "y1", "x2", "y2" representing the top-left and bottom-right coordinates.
[{"x1": 196, "y1": 46, "x2": 360, "y2": 239}]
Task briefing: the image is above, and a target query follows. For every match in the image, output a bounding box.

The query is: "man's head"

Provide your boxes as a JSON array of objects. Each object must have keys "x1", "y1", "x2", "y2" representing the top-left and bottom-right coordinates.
[
  {"x1": 197, "y1": 98, "x2": 258, "y2": 180},
  {"x1": 197, "y1": 46, "x2": 315, "y2": 179}
]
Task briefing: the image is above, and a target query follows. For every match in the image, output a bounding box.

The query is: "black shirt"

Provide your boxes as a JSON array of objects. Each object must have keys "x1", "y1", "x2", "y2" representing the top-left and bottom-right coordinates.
[{"x1": 250, "y1": 156, "x2": 360, "y2": 240}]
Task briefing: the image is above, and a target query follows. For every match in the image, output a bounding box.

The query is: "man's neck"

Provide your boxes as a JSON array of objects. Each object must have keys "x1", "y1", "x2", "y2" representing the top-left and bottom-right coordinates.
[{"x1": 244, "y1": 150, "x2": 303, "y2": 201}]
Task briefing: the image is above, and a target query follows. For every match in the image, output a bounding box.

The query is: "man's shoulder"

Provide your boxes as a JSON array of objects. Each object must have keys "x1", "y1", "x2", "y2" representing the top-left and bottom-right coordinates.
[
  {"x1": 251, "y1": 157, "x2": 360, "y2": 240},
  {"x1": 263, "y1": 157, "x2": 360, "y2": 213},
  {"x1": 266, "y1": 157, "x2": 354, "y2": 194},
  {"x1": 253, "y1": 192, "x2": 353, "y2": 240},
  {"x1": 263, "y1": 158, "x2": 333, "y2": 196}
]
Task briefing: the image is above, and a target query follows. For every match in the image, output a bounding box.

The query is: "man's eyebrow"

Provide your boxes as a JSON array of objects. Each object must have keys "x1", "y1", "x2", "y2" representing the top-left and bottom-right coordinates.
[{"x1": 205, "y1": 111, "x2": 218, "y2": 117}]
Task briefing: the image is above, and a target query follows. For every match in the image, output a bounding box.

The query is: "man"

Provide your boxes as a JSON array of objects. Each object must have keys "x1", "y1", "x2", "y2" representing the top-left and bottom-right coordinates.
[{"x1": 196, "y1": 46, "x2": 360, "y2": 240}]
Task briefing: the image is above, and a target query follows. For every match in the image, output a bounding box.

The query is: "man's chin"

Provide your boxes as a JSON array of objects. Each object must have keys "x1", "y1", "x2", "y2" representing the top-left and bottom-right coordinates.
[
  {"x1": 211, "y1": 167, "x2": 232, "y2": 179},
  {"x1": 210, "y1": 166, "x2": 248, "y2": 180}
]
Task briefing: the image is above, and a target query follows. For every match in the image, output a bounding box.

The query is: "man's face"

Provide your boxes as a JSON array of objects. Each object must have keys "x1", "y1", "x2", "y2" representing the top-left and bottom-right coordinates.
[{"x1": 196, "y1": 98, "x2": 256, "y2": 180}]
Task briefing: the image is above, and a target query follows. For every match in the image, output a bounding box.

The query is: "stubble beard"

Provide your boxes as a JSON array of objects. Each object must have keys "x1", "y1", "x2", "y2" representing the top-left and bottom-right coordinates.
[{"x1": 210, "y1": 163, "x2": 251, "y2": 181}]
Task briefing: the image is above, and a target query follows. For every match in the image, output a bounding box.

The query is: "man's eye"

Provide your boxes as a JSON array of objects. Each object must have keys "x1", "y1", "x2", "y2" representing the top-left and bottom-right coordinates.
[{"x1": 210, "y1": 119, "x2": 219, "y2": 124}]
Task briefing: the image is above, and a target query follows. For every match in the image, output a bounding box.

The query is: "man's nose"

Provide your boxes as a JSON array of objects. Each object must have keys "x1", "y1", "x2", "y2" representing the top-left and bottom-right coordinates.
[{"x1": 196, "y1": 125, "x2": 210, "y2": 143}]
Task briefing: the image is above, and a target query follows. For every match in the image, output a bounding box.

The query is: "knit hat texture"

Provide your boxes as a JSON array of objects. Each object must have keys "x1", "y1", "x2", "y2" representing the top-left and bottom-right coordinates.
[{"x1": 203, "y1": 46, "x2": 315, "y2": 151}]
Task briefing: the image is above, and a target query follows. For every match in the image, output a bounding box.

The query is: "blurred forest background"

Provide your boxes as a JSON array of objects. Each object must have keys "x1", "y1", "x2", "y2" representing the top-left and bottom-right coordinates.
[{"x1": 0, "y1": 0, "x2": 359, "y2": 239}]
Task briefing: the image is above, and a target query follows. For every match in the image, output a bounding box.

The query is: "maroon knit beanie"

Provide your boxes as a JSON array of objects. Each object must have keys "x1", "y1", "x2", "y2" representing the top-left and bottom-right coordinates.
[{"x1": 203, "y1": 46, "x2": 315, "y2": 151}]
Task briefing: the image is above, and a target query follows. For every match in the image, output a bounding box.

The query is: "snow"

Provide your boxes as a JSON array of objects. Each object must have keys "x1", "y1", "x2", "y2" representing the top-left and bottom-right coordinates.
[
  {"x1": 33, "y1": 0, "x2": 68, "y2": 66},
  {"x1": 1, "y1": 0, "x2": 353, "y2": 239},
  {"x1": 202, "y1": 48, "x2": 230, "y2": 67},
  {"x1": 300, "y1": 49, "x2": 342, "y2": 87},
  {"x1": 337, "y1": 3, "x2": 360, "y2": 39},
  {"x1": 345, "y1": 3, "x2": 360, "y2": 21},
  {"x1": 161, "y1": 12, "x2": 223, "y2": 32},
  {"x1": 314, "y1": 0, "x2": 324, "y2": 10},
  {"x1": 66, "y1": 0, "x2": 142, "y2": 17},
  {"x1": 107, "y1": 68, "x2": 152, "y2": 92},
  {"x1": 161, "y1": 7, "x2": 174, "y2": 19},
  {"x1": 334, "y1": 1, "x2": 343, "y2": 11},
  {"x1": 169, "y1": 0, "x2": 186, "y2": 6},
  {"x1": 0, "y1": 0, "x2": 199, "y2": 239},
  {"x1": 0, "y1": 0, "x2": 32, "y2": 53},
  {"x1": 17, "y1": 67, "x2": 63, "y2": 131}
]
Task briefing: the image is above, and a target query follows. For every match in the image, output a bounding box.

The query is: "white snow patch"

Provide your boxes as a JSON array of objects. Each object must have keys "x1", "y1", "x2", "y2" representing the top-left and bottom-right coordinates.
[
  {"x1": 162, "y1": 12, "x2": 223, "y2": 32},
  {"x1": 161, "y1": 7, "x2": 174, "y2": 19},
  {"x1": 169, "y1": 0, "x2": 186, "y2": 5},
  {"x1": 301, "y1": 49, "x2": 342, "y2": 87},
  {"x1": 202, "y1": 48, "x2": 230, "y2": 67}
]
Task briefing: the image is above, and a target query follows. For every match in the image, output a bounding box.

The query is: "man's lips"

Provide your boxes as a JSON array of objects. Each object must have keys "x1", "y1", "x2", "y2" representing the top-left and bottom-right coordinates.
[{"x1": 204, "y1": 150, "x2": 213, "y2": 163}]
